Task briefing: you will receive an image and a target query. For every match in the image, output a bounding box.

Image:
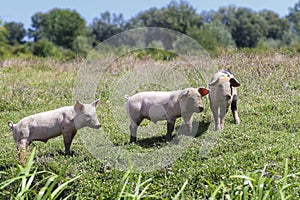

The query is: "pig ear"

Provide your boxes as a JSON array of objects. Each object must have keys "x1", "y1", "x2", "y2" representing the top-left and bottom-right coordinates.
[
  {"x1": 230, "y1": 78, "x2": 240, "y2": 87},
  {"x1": 74, "y1": 101, "x2": 84, "y2": 113},
  {"x1": 198, "y1": 87, "x2": 209, "y2": 96},
  {"x1": 91, "y1": 99, "x2": 100, "y2": 108},
  {"x1": 180, "y1": 90, "x2": 189, "y2": 98},
  {"x1": 209, "y1": 77, "x2": 219, "y2": 86}
]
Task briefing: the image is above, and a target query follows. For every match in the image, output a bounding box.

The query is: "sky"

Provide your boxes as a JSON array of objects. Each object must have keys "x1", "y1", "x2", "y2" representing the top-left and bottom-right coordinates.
[{"x1": 0, "y1": 0, "x2": 298, "y2": 29}]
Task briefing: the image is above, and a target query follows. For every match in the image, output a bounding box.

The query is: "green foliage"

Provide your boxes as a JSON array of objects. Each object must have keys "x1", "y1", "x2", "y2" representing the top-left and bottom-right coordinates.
[
  {"x1": 0, "y1": 20, "x2": 9, "y2": 44},
  {"x1": 2, "y1": 1, "x2": 300, "y2": 58},
  {"x1": 113, "y1": 170, "x2": 160, "y2": 199},
  {"x1": 4, "y1": 22, "x2": 26, "y2": 45},
  {"x1": 29, "y1": 8, "x2": 87, "y2": 49},
  {"x1": 187, "y1": 25, "x2": 219, "y2": 55},
  {"x1": 210, "y1": 159, "x2": 300, "y2": 199},
  {"x1": 133, "y1": 48, "x2": 177, "y2": 61},
  {"x1": 0, "y1": 148, "x2": 80, "y2": 199},
  {"x1": 72, "y1": 35, "x2": 92, "y2": 57},
  {"x1": 30, "y1": 39, "x2": 75, "y2": 60},
  {"x1": 187, "y1": 21, "x2": 235, "y2": 56},
  {"x1": 287, "y1": 0, "x2": 300, "y2": 35},
  {"x1": 89, "y1": 11, "x2": 125, "y2": 44},
  {"x1": 230, "y1": 8, "x2": 267, "y2": 48},
  {"x1": 31, "y1": 39, "x2": 61, "y2": 57},
  {"x1": 259, "y1": 10, "x2": 289, "y2": 40},
  {"x1": 0, "y1": 20, "x2": 10, "y2": 58},
  {"x1": 128, "y1": 0, "x2": 203, "y2": 33}
]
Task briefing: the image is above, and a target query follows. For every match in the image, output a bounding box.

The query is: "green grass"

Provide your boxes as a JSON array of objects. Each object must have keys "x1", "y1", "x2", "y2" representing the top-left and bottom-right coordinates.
[{"x1": 0, "y1": 52, "x2": 299, "y2": 199}]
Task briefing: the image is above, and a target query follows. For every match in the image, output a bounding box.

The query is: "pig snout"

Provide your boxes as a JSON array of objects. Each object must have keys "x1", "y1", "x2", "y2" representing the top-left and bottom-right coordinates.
[
  {"x1": 92, "y1": 122, "x2": 101, "y2": 129},
  {"x1": 92, "y1": 124, "x2": 101, "y2": 129},
  {"x1": 87, "y1": 117, "x2": 101, "y2": 129},
  {"x1": 225, "y1": 94, "x2": 232, "y2": 100},
  {"x1": 198, "y1": 106, "x2": 204, "y2": 112}
]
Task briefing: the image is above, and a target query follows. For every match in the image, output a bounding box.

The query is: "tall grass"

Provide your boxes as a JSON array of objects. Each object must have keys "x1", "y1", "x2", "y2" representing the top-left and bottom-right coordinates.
[
  {"x1": 209, "y1": 159, "x2": 300, "y2": 199},
  {"x1": 113, "y1": 169, "x2": 188, "y2": 200},
  {"x1": 0, "y1": 148, "x2": 80, "y2": 199}
]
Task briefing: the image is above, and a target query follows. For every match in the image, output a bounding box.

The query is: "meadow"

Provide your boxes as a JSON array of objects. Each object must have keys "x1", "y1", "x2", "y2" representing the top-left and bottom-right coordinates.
[{"x1": 0, "y1": 50, "x2": 299, "y2": 199}]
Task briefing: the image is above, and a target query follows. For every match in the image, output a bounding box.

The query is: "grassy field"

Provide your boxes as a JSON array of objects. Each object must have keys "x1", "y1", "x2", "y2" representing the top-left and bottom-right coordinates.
[{"x1": 0, "y1": 51, "x2": 299, "y2": 199}]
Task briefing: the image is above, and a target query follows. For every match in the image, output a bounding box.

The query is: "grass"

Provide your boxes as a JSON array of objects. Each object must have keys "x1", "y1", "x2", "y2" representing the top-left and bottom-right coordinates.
[
  {"x1": 0, "y1": 51, "x2": 299, "y2": 199},
  {"x1": 0, "y1": 148, "x2": 80, "y2": 199}
]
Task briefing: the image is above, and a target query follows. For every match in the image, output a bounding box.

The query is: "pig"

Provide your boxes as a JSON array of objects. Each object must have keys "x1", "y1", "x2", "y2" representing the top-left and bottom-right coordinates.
[
  {"x1": 125, "y1": 87, "x2": 209, "y2": 143},
  {"x1": 8, "y1": 99, "x2": 101, "y2": 155},
  {"x1": 209, "y1": 70, "x2": 240, "y2": 131}
]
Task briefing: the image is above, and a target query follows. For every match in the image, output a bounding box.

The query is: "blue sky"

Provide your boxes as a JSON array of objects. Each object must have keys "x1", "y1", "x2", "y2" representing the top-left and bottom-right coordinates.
[{"x1": 0, "y1": 0, "x2": 298, "y2": 28}]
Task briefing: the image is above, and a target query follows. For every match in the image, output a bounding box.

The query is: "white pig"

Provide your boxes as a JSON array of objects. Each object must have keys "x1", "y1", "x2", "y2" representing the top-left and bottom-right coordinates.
[
  {"x1": 8, "y1": 99, "x2": 101, "y2": 155},
  {"x1": 125, "y1": 87, "x2": 209, "y2": 143},
  {"x1": 209, "y1": 70, "x2": 240, "y2": 131}
]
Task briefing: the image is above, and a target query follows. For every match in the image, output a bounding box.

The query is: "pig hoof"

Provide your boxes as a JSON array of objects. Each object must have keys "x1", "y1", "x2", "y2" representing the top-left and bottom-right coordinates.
[
  {"x1": 164, "y1": 134, "x2": 172, "y2": 142},
  {"x1": 235, "y1": 118, "x2": 240, "y2": 125},
  {"x1": 64, "y1": 151, "x2": 75, "y2": 156},
  {"x1": 130, "y1": 136, "x2": 137, "y2": 143}
]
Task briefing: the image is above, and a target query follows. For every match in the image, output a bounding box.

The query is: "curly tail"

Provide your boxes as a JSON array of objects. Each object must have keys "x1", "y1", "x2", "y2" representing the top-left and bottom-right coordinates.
[
  {"x1": 124, "y1": 95, "x2": 130, "y2": 100},
  {"x1": 8, "y1": 121, "x2": 14, "y2": 129}
]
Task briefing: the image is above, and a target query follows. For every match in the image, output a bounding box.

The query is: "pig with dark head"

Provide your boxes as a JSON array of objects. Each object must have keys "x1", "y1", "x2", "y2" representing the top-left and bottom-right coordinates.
[{"x1": 209, "y1": 70, "x2": 240, "y2": 131}]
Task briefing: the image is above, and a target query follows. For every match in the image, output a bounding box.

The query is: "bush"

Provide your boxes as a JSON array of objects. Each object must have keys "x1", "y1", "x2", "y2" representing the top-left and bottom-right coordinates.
[
  {"x1": 31, "y1": 39, "x2": 61, "y2": 57},
  {"x1": 30, "y1": 39, "x2": 75, "y2": 60}
]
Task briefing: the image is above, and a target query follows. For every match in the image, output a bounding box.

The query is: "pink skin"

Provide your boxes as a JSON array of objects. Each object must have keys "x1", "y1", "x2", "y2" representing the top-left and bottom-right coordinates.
[
  {"x1": 8, "y1": 99, "x2": 101, "y2": 155},
  {"x1": 125, "y1": 87, "x2": 209, "y2": 143},
  {"x1": 209, "y1": 70, "x2": 240, "y2": 131}
]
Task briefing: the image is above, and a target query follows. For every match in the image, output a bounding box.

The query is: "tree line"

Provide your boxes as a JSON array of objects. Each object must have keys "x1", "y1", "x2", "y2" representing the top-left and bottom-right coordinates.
[{"x1": 1, "y1": 0, "x2": 300, "y2": 59}]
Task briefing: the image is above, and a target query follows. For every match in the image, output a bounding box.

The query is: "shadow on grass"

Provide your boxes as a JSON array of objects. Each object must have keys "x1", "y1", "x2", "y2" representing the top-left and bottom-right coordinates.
[
  {"x1": 136, "y1": 135, "x2": 167, "y2": 148},
  {"x1": 194, "y1": 121, "x2": 211, "y2": 137},
  {"x1": 136, "y1": 121, "x2": 211, "y2": 148}
]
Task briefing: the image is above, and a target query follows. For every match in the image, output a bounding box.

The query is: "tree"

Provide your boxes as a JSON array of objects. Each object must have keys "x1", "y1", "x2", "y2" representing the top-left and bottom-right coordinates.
[
  {"x1": 29, "y1": 8, "x2": 87, "y2": 49},
  {"x1": 72, "y1": 35, "x2": 92, "y2": 56},
  {"x1": 259, "y1": 10, "x2": 289, "y2": 40},
  {"x1": 89, "y1": 11, "x2": 125, "y2": 44},
  {"x1": 0, "y1": 20, "x2": 8, "y2": 45},
  {"x1": 4, "y1": 22, "x2": 26, "y2": 45},
  {"x1": 287, "y1": 1, "x2": 300, "y2": 35},
  {"x1": 128, "y1": 0, "x2": 203, "y2": 34},
  {"x1": 0, "y1": 20, "x2": 10, "y2": 57},
  {"x1": 199, "y1": 8, "x2": 236, "y2": 49},
  {"x1": 230, "y1": 8, "x2": 267, "y2": 48}
]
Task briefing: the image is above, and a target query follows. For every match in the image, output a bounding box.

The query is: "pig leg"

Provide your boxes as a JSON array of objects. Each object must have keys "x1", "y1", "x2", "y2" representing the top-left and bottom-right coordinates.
[
  {"x1": 17, "y1": 138, "x2": 29, "y2": 165},
  {"x1": 129, "y1": 124, "x2": 138, "y2": 143},
  {"x1": 129, "y1": 117, "x2": 143, "y2": 143},
  {"x1": 182, "y1": 113, "x2": 193, "y2": 135},
  {"x1": 231, "y1": 96, "x2": 240, "y2": 125},
  {"x1": 211, "y1": 105, "x2": 220, "y2": 131},
  {"x1": 219, "y1": 106, "x2": 227, "y2": 130},
  {"x1": 165, "y1": 119, "x2": 176, "y2": 141},
  {"x1": 63, "y1": 131, "x2": 77, "y2": 155},
  {"x1": 17, "y1": 138, "x2": 28, "y2": 149}
]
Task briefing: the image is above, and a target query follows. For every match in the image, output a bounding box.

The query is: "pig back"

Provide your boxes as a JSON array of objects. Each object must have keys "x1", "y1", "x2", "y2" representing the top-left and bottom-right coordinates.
[
  {"x1": 18, "y1": 106, "x2": 75, "y2": 141},
  {"x1": 127, "y1": 91, "x2": 181, "y2": 122}
]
